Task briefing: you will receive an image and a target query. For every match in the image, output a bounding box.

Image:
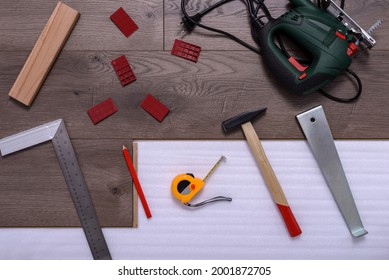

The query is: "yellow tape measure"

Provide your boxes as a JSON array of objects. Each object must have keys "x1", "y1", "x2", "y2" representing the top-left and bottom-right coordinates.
[{"x1": 171, "y1": 156, "x2": 231, "y2": 207}]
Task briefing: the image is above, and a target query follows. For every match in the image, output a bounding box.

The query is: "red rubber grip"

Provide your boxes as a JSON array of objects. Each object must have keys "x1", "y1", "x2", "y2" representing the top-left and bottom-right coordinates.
[{"x1": 276, "y1": 204, "x2": 302, "y2": 237}]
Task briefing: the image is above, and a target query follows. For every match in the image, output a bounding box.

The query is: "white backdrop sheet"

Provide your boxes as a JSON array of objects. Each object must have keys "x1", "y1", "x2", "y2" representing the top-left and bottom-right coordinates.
[{"x1": 0, "y1": 140, "x2": 388, "y2": 260}]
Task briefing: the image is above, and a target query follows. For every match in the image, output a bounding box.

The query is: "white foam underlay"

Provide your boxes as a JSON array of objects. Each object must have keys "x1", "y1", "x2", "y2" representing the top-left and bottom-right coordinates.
[{"x1": 0, "y1": 140, "x2": 388, "y2": 260}]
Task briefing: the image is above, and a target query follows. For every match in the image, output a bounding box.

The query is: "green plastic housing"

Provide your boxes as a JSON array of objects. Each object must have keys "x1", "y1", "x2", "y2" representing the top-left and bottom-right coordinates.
[{"x1": 256, "y1": 0, "x2": 352, "y2": 95}]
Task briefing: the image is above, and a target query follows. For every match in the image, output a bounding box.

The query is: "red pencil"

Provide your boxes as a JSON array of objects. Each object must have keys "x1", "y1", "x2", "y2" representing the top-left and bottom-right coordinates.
[{"x1": 122, "y1": 145, "x2": 152, "y2": 219}]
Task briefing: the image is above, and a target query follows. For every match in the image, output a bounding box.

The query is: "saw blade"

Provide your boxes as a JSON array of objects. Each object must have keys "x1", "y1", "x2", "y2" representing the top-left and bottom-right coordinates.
[
  {"x1": 354, "y1": 19, "x2": 383, "y2": 57},
  {"x1": 367, "y1": 19, "x2": 383, "y2": 35},
  {"x1": 325, "y1": 0, "x2": 377, "y2": 48}
]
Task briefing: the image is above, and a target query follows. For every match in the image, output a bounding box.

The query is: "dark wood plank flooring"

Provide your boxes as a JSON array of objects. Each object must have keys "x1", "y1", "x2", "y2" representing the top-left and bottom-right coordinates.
[{"x1": 0, "y1": 0, "x2": 388, "y2": 226}]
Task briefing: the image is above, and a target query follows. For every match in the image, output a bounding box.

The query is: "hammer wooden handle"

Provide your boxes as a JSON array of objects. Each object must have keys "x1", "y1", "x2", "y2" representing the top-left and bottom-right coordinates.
[{"x1": 241, "y1": 122, "x2": 302, "y2": 237}]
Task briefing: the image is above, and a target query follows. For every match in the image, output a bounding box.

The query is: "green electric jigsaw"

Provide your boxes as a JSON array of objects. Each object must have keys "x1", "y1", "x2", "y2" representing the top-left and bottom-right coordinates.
[
  {"x1": 254, "y1": 0, "x2": 381, "y2": 95},
  {"x1": 181, "y1": 0, "x2": 382, "y2": 101}
]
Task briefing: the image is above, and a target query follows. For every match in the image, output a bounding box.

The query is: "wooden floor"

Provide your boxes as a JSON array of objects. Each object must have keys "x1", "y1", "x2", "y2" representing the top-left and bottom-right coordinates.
[{"x1": 0, "y1": 0, "x2": 388, "y2": 227}]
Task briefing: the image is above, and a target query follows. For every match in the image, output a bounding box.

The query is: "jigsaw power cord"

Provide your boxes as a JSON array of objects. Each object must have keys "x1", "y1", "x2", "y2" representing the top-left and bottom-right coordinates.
[
  {"x1": 179, "y1": 0, "x2": 235, "y2": 32},
  {"x1": 319, "y1": 68, "x2": 362, "y2": 102},
  {"x1": 180, "y1": 0, "x2": 263, "y2": 54},
  {"x1": 180, "y1": 0, "x2": 362, "y2": 103}
]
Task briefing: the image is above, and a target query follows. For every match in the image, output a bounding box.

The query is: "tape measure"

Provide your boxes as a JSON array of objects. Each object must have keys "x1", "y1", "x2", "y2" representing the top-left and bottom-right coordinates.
[
  {"x1": 171, "y1": 156, "x2": 232, "y2": 207},
  {"x1": 171, "y1": 173, "x2": 205, "y2": 203},
  {"x1": 0, "y1": 119, "x2": 111, "y2": 260}
]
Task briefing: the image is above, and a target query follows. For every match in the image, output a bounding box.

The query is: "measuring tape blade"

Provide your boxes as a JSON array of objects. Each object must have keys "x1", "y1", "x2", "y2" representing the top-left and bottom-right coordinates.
[{"x1": 52, "y1": 121, "x2": 112, "y2": 259}]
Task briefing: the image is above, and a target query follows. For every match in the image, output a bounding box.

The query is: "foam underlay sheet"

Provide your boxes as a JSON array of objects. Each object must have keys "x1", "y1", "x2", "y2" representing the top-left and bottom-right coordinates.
[{"x1": 0, "y1": 140, "x2": 388, "y2": 260}]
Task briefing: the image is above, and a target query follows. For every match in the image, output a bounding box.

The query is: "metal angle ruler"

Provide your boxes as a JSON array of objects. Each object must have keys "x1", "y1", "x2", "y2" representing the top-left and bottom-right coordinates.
[
  {"x1": 296, "y1": 106, "x2": 367, "y2": 238},
  {"x1": 0, "y1": 119, "x2": 112, "y2": 259}
]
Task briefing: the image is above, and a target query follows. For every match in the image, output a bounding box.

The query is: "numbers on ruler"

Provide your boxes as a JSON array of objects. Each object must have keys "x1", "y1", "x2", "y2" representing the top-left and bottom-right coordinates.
[{"x1": 52, "y1": 122, "x2": 111, "y2": 259}]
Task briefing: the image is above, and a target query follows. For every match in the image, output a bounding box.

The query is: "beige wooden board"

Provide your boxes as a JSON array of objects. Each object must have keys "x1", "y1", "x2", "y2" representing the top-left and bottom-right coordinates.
[
  {"x1": 132, "y1": 143, "x2": 139, "y2": 228},
  {"x1": 8, "y1": 2, "x2": 80, "y2": 106},
  {"x1": 0, "y1": 0, "x2": 388, "y2": 227}
]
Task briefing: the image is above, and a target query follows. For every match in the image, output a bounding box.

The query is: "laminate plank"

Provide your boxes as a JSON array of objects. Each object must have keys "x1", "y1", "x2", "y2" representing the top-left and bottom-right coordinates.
[
  {"x1": 0, "y1": 0, "x2": 163, "y2": 51},
  {"x1": 165, "y1": 0, "x2": 261, "y2": 51},
  {"x1": 164, "y1": 0, "x2": 389, "y2": 51},
  {"x1": 1, "y1": 50, "x2": 388, "y2": 140},
  {"x1": 0, "y1": 138, "x2": 135, "y2": 227}
]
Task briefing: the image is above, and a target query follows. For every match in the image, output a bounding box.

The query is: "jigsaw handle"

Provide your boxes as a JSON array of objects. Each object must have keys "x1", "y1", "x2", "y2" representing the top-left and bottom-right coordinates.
[{"x1": 254, "y1": 0, "x2": 352, "y2": 95}]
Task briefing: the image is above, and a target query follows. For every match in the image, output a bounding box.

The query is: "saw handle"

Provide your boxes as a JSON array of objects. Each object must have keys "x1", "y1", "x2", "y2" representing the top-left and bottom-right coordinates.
[{"x1": 254, "y1": 0, "x2": 351, "y2": 95}]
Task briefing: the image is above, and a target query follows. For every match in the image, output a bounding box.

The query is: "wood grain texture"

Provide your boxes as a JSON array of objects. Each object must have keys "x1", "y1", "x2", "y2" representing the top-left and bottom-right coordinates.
[
  {"x1": 1, "y1": 50, "x2": 389, "y2": 140},
  {"x1": 0, "y1": 138, "x2": 134, "y2": 227},
  {"x1": 0, "y1": 0, "x2": 388, "y2": 227},
  {"x1": 8, "y1": 2, "x2": 80, "y2": 106},
  {"x1": 165, "y1": 0, "x2": 389, "y2": 51},
  {"x1": 241, "y1": 122, "x2": 288, "y2": 206},
  {"x1": 0, "y1": 0, "x2": 163, "y2": 51}
]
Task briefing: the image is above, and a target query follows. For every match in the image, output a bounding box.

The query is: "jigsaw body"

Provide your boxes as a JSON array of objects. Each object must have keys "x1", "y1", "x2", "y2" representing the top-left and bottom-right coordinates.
[
  {"x1": 181, "y1": 0, "x2": 381, "y2": 98},
  {"x1": 253, "y1": 0, "x2": 380, "y2": 95},
  {"x1": 256, "y1": 0, "x2": 353, "y2": 94}
]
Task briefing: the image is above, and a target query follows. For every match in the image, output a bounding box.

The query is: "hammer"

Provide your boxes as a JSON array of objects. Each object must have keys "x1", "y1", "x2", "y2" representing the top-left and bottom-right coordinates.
[{"x1": 222, "y1": 108, "x2": 302, "y2": 237}]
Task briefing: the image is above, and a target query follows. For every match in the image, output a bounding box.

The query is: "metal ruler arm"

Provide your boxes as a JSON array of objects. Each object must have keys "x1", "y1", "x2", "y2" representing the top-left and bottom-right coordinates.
[
  {"x1": 0, "y1": 119, "x2": 112, "y2": 259},
  {"x1": 53, "y1": 121, "x2": 111, "y2": 259},
  {"x1": 0, "y1": 119, "x2": 61, "y2": 156}
]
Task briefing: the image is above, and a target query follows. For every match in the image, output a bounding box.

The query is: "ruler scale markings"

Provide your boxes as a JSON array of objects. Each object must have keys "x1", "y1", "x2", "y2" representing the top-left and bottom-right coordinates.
[
  {"x1": 53, "y1": 122, "x2": 111, "y2": 260},
  {"x1": 0, "y1": 119, "x2": 112, "y2": 259}
]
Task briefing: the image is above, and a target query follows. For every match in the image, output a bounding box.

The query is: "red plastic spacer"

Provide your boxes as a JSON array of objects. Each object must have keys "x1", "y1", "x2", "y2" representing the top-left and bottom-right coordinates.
[
  {"x1": 140, "y1": 94, "x2": 170, "y2": 122},
  {"x1": 110, "y1": 7, "x2": 139, "y2": 38},
  {"x1": 171, "y1": 39, "x2": 201, "y2": 63},
  {"x1": 111, "y1": 55, "x2": 136, "y2": 86},
  {"x1": 87, "y1": 98, "x2": 118, "y2": 124}
]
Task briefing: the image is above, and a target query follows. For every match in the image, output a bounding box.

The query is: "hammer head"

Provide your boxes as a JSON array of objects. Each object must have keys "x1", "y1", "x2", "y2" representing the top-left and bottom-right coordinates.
[{"x1": 222, "y1": 108, "x2": 267, "y2": 132}]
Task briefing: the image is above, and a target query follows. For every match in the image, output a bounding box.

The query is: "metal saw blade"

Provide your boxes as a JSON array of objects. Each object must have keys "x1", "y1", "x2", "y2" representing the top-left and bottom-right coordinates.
[
  {"x1": 325, "y1": 0, "x2": 377, "y2": 48},
  {"x1": 367, "y1": 19, "x2": 383, "y2": 35}
]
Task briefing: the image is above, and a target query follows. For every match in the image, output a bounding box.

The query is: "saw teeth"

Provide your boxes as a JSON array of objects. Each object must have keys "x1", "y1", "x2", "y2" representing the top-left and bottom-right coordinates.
[{"x1": 367, "y1": 19, "x2": 383, "y2": 35}]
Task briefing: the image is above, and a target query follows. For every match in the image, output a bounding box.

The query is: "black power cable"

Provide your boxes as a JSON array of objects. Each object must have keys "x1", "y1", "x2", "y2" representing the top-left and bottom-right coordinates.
[
  {"x1": 179, "y1": 0, "x2": 236, "y2": 32},
  {"x1": 180, "y1": 0, "x2": 263, "y2": 54},
  {"x1": 319, "y1": 68, "x2": 362, "y2": 102},
  {"x1": 180, "y1": 0, "x2": 363, "y2": 103}
]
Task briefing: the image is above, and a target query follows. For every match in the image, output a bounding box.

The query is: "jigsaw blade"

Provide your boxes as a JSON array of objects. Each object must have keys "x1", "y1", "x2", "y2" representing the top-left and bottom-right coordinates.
[
  {"x1": 367, "y1": 19, "x2": 383, "y2": 35},
  {"x1": 354, "y1": 19, "x2": 383, "y2": 58},
  {"x1": 324, "y1": 0, "x2": 377, "y2": 49}
]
